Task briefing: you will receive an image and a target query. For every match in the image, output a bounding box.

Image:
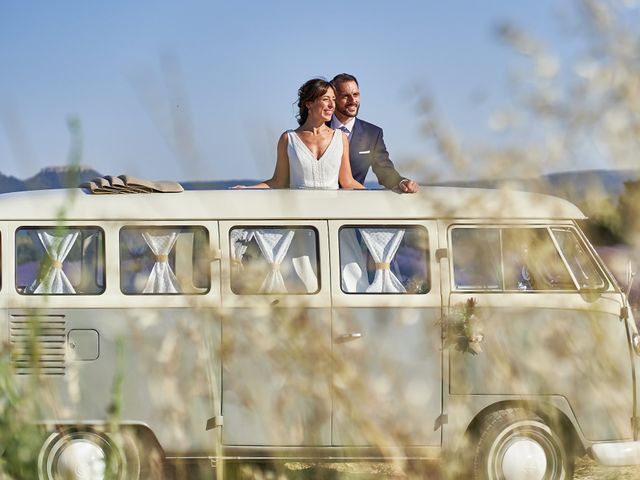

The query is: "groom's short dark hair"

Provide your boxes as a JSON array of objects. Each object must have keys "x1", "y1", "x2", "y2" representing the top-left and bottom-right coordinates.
[{"x1": 331, "y1": 73, "x2": 359, "y2": 88}]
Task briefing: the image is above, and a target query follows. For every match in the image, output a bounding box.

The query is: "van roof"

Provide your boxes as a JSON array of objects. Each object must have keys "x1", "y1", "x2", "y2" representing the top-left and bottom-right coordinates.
[{"x1": 0, "y1": 187, "x2": 586, "y2": 221}]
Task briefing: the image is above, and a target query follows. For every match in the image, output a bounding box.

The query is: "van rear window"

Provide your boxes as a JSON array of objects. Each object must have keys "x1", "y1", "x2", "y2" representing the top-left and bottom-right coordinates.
[
  {"x1": 119, "y1": 226, "x2": 210, "y2": 295},
  {"x1": 15, "y1": 227, "x2": 105, "y2": 295}
]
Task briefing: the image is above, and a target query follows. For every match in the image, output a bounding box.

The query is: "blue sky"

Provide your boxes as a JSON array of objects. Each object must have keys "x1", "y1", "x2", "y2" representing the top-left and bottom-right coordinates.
[{"x1": 0, "y1": 0, "x2": 601, "y2": 182}]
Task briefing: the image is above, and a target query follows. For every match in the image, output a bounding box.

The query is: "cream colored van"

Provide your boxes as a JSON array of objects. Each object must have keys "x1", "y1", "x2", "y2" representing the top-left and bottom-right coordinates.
[{"x1": 1, "y1": 184, "x2": 639, "y2": 479}]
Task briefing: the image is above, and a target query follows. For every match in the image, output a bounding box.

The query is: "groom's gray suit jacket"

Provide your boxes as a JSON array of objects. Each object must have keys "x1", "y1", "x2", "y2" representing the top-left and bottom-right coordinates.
[{"x1": 346, "y1": 118, "x2": 404, "y2": 189}]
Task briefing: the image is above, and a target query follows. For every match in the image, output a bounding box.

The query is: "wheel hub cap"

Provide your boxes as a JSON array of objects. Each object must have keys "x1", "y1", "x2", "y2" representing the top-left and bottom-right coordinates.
[
  {"x1": 56, "y1": 440, "x2": 106, "y2": 480},
  {"x1": 501, "y1": 438, "x2": 547, "y2": 480}
]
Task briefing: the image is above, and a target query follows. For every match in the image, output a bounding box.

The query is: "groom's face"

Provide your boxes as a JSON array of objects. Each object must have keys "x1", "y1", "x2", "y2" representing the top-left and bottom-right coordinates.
[{"x1": 334, "y1": 80, "x2": 360, "y2": 119}]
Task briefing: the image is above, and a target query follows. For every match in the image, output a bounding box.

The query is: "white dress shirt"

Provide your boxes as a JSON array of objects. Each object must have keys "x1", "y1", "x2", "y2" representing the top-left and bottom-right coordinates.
[{"x1": 331, "y1": 116, "x2": 356, "y2": 137}]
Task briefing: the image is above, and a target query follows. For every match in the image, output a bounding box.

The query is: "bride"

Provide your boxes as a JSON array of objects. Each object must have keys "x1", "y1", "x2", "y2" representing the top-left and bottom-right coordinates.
[{"x1": 236, "y1": 78, "x2": 365, "y2": 190}]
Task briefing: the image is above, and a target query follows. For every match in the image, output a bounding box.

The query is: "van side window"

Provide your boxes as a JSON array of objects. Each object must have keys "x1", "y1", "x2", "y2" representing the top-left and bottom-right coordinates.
[
  {"x1": 15, "y1": 227, "x2": 105, "y2": 295},
  {"x1": 502, "y1": 228, "x2": 575, "y2": 290},
  {"x1": 551, "y1": 227, "x2": 606, "y2": 289},
  {"x1": 339, "y1": 226, "x2": 430, "y2": 294},
  {"x1": 120, "y1": 226, "x2": 210, "y2": 295},
  {"x1": 229, "y1": 226, "x2": 319, "y2": 295},
  {"x1": 451, "y1": 229, "x2": 502, "y2": 290},
  {"x1": 451, "y1": 227, "x2": 575, "y2": 291}
]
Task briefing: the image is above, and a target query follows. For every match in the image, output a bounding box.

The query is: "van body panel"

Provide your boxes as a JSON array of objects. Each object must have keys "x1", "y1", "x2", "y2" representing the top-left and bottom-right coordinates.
[
  {"x1": 220, "y1": 309, "x2": 332, "y2": 446},
  {"x1": 8, "y1": 307, "x2": 222, "y2": 454},
  {"x1": 331, "y1": 307, "x2": 442, "y2": 446},
  {"x1": 448, "y1": 305, "x2": 631, "y2": 440}
]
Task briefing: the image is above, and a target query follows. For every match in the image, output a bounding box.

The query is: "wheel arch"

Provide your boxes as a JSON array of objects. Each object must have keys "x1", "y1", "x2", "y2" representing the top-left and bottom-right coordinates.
[
  {"x1": 464, "y1": 399, "x2": 585, "y2": 457},
  {"x1": 37, "y1": 422, "x2": 166, "y2": 480},
  {"x1": 40, "y1": 421, "x2": 164, "y2": 451}
]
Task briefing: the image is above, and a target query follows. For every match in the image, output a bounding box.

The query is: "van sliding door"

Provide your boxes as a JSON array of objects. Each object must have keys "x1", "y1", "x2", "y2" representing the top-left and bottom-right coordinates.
[
  {"x1": 219, "y1": 220, "x2": 331, "y2": 446},
  {"x1": 329, "y1": 220, "x2": 442, "y2": 449}
]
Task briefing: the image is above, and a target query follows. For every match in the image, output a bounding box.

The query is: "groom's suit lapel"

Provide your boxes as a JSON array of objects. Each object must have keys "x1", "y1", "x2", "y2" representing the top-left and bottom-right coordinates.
[
  {"x1": 348, "y1": 118, "x2": 364, "y2": 161},
  {"x1": 327, "y1": 117, "x2": 370, "y2": 177},
  {"x1": 347, "y1": 118, "x2": 374, "y2": 185},
  {"x1": 350, "y1": 117, "x2": 363, "y2": 143}
]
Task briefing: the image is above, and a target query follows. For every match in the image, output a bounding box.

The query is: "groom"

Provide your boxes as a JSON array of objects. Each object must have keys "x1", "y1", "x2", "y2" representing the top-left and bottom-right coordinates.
[{"x1": 330, "y1": 73, "x2": 418, "y2": 193}]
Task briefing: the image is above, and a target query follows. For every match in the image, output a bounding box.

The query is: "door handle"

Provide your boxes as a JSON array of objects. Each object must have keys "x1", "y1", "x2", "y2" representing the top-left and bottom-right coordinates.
[{"x1": 334, "y1": 332, "x2": 363, "y2": 344}]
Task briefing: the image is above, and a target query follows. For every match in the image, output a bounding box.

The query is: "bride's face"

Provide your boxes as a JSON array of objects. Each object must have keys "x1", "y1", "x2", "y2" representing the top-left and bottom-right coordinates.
[{"x1": 306, "y1": 88, "x2": 335, "y2": 122}]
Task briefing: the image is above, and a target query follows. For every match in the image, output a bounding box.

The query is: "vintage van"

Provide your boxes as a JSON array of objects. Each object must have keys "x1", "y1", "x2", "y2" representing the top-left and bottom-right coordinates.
[{"x1": 1, "y1": 183, "x2": 639, "y2": 480}]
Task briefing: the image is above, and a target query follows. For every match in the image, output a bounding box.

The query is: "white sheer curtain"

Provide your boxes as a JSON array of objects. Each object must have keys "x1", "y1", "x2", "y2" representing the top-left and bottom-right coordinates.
[
  {"x1": 141, "y1": 231, "x2": 180, "y2": 294},
  {"x1": 253, "y1": 229, "x2": 295, "y2": 293},
  {"x1": 340, "y1": 229, "x2": 370, "y2": 293},
  {"x1": 360, "y1": 228, "x2": 406, "y2": 293},
  {"x1": 291, "y1": 234, "x2": 318, "y2": 293},
  {"x1": 32, "y1": 231, "x2": 79, "y2": 294}
]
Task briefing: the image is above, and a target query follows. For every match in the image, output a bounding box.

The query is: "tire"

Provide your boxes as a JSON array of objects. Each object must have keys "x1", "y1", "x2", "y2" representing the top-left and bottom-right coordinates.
[
  {"x1": 37, "y1": 427, "x2": 164, "y2": 480},
  {"x1": 471, "y1": 408, "x2": 574, "y2": 480}
]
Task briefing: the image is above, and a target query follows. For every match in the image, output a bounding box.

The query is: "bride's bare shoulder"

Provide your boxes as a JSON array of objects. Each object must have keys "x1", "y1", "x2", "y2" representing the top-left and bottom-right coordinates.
[{"x1": 279, "y1": 130, "x2": 291, "y2": 140}]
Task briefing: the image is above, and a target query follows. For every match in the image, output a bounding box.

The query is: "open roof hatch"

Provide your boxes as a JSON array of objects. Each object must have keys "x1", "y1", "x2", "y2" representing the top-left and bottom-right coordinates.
[{"x1": 80, "y1": 175, "x2": 184, "y2": 194}]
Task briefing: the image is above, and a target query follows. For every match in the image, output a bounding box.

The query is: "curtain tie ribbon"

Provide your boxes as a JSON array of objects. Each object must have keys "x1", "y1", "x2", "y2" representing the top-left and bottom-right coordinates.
[{"x1": 375, "y1": 262, "x2": 390, "y2": 270}]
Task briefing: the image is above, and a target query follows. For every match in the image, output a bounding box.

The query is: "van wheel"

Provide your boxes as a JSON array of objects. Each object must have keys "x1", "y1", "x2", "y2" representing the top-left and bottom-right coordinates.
[
  {"x1": 37, "y1": 428, "x2": 164, "y2": 480},
  {"x1": 471, "y1": 408, "x2": 573, "y2": 480}
]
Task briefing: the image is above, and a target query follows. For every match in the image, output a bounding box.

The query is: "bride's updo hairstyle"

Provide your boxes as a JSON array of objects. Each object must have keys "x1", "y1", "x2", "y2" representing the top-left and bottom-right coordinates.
[{"x1": 296, "y1": 78, "x2": 334, "y2": 126}]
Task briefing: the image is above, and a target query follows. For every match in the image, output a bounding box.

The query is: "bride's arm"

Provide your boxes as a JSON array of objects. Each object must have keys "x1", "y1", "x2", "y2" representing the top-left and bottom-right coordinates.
[
  {"x1": 234, "y1": 133, "x2": 290, "y2": 188},
  {"x1": 338, "y1": 133, "x2": 366, "y2": 189}
]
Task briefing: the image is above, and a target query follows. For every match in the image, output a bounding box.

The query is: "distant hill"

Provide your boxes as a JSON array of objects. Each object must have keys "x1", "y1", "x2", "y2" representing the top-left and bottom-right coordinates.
[
  {"x1": 0, "y1": 166, "x2": 102, "y2": 193},
  {"x1": 544, "y1": 169, "x2": 640, "y2": 197},
  {"x1": 0, "y1": 167, "x2": 247, "y2": 193},
  {"x1": 430, "y1": 169, "x2": 639, "y2": 193},
  {"x1": 0, "y1": 172, "x2": 24, "y2": 193},
  {"x1": 429, "y1": 169, "x2": 640, "y2": 208}
]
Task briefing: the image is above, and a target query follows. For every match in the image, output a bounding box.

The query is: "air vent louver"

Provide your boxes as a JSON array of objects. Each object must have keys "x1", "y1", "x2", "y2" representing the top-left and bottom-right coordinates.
[{"x1": 10, "y1": 316, "x2": 66, "y2": 375}]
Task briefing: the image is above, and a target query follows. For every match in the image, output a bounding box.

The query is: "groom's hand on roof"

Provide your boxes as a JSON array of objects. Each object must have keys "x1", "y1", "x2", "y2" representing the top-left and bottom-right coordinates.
[{"x1": 398, "y1": 179, "x2": 419, "y2": 193}]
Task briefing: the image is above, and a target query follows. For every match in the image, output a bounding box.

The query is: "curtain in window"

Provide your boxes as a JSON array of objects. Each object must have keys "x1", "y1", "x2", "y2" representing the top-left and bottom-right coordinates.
[
  {"x1": 253, "y1": 229, "x2": 295, "y2": 293},
  {"x1": 340, "y1": 228, "x2": 370, "y2": 293},
  {"x1": 291, "y1": 232, "x2": 318, "y2": 293},
  {"x1": 360, "y1": 228, "x2": 406, "y2": 293},
  {"x1": 230, "y1": 229, "x2": 254, "y2": 274},
  {"x1": 141, "y1": 231, "x2": 180, "y2": 293},
  {"x1": 32, "y1": 231, "x2": 79, "y2": 294},
  {"x1": 122, "y1": 232, "x2": 149, "y2": 257}
]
